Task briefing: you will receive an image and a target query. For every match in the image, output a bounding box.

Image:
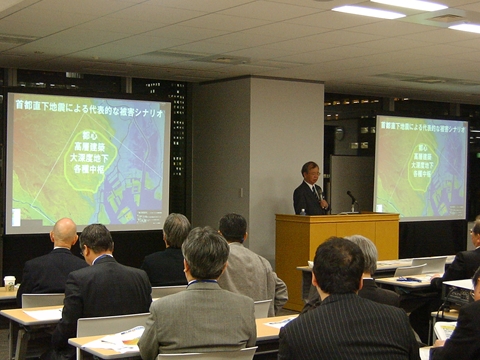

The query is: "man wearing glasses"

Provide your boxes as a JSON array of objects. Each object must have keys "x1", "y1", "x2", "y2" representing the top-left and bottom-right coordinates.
[{"x1": 293, "y1": 161, "x2": 329, "y2": 215}]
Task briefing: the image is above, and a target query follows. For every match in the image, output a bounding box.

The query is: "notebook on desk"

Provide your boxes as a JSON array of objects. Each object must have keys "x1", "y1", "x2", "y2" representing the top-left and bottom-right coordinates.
[{"x1": 411, "y1": 256, "x2": 447, "y2": 276}]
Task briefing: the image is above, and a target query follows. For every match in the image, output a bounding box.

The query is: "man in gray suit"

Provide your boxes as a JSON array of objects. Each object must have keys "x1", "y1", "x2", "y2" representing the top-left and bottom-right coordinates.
[
  {"x1": 279, "y1": 237, "x2": 420, "y2": 360},
  {"x1": 138, "y1": 226, "x2": 257, "y2": 358},
  {"x1": 217, "y1": 213, "x2": 287, "y2": 316}
]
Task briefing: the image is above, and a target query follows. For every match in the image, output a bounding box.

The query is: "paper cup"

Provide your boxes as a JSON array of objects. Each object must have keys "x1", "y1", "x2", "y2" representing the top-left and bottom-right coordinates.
[{"x1": 4, "y1": 276, "x2": 15, "y2": 291}]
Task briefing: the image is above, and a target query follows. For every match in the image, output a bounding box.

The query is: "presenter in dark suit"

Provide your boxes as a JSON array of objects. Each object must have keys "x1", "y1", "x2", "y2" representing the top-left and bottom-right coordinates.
[
  {"x1": 16, "y1": 218, "x2": 88, "y2": 307},
  {"x1": 293, "y1": 161, "x2": 329, "y2": 215},
  {"x1": 431, "y1": 267, "x2": 480, "y2": 360},
  {"x1": 45, "y1": 223, "x2": 152, "y2": 360},
  {"x1": 141, "y1": 213, "x2": 190, "y2": 286},
  {"x1": 431, "y1": 220, "x2": 480, "y2": 289},
  {"x1": 279, "y1": 237, "x2": 419, "y2": 360}
]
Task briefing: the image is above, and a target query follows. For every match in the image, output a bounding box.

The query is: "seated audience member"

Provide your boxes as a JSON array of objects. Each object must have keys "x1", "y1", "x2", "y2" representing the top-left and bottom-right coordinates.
[
  {"x1": 431, "y1": 220, "x2": 480, "y2": 289},
  {"x1": 301, "y1": 234, "x2": 399, "y2": 313},
  {"x1": 43, "y1": 223, "x2": 152, "y2": 360},
  {"x1": 216, "y1": 213, "x2": 288, "y2": 316},
  {"x1": 17, "y1": 218, "x2": 88, "y2": 307},
  {"x1": 138, "y1": 226, "x2": 256, "y2": 358},
  {"x1": 141, "y1": 213, "x2": 190, "y2": 286},
  {"x1": 430, "y1": 266, "x2": 480, "y2": 360},
  {"x1": 279, "y1": 237, "x2": 419, "y2": 360}
]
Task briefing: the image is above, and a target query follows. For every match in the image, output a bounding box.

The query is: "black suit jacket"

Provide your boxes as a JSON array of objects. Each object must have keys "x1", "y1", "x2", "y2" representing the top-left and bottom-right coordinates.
[
  {"x1": 51, "y1": 256, "x2": 152, "y2": 353},
  {"x1": 280, "y1": 293, "x2": 419, "y2": 360},
  {"x1": 431, "y1": 300, "x2": 480, "y2": 360},
  {"x1": 293, "y1": 181, "x2": 328, "y2": 215},
  {"x1": 360, "y1": 278, "x2": 400, "y2": 307},
  {"x1": 16, "y1": 248, "x2": 88, "y2": 307},
  {"x1": 301, "y1": 278, "x2": 400, "y2": 314},
  {"x1": 431, "y1": 248, "x2": 480, "y2": 289},
  {"x1": 141, "y1": 247, "x2": 187, "y2": 286}
]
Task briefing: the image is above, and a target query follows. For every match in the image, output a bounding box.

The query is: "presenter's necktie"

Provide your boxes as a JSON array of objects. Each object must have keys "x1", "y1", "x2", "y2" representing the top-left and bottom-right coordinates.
[{"x1": 312, "y1": 186, "x2": 319, "y2": 199}]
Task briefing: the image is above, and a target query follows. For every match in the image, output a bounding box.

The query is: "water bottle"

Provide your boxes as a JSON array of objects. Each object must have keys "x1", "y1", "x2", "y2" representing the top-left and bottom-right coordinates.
[{"x1": 300, "y1": 209, "x2": 307, "y2": 216}]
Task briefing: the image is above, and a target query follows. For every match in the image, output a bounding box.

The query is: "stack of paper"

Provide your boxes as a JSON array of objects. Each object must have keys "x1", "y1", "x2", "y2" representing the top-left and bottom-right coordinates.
[{"x1": 82, "y1": 326, "x2": 145, "y2": 353}]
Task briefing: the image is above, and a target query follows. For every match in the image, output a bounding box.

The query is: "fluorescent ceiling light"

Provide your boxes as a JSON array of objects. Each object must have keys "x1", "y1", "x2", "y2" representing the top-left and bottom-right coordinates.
[
  {"x1": 332, "y1": 5, "x2": 406, "y2": 19},
  {"x1": 371, "y1": 0, "x2": 448, "y2": 12},
  {"x1": 449, "y1": 23, "x2": 480, "y2": 34}
]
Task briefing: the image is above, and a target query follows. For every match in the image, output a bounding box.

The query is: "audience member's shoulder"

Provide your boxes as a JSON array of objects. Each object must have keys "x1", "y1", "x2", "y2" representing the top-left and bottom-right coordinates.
[
  {"x1": 144, "y1": 251, "x2": 166, "y2": 261},
  {"x1": 461, "y1": 298, "x2": 480, "y2": 313},
  {"x1": 222, "y1": 287, "x2": 254, "y2": 304}
]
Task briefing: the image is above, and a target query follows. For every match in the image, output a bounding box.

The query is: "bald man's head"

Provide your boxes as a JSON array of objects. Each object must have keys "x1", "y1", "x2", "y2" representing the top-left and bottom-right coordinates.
[{"x1": 50, "y1": 218, "x2": 78, "y2": 248}]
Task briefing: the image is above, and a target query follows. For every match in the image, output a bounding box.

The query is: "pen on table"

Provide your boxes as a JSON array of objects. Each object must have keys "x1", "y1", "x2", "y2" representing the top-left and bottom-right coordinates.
[{"x1": 396, "y1": 277, "x2": 422, "y2": 282}]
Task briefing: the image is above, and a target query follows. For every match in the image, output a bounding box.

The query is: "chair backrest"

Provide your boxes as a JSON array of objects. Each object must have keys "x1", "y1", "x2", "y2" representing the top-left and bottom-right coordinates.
[
  {"x1": 253, "y1": 300, "x2": 272, "y2": 319},
  {"x1": 411, "y1": 256, "x2": 447, "y2": 274},
  {"x1": 394, "y1": 264, "x2": 426, "y2": 277},
  {"x1": 151, "y1": 285, "x2": 186, "y2": 299},
  {"x1": 157, "y1": 346, "x2": 258, "y2": 360},
  {"x1": 22, "y1": 293, "x2": 65, "y2": 308},
  {"x1": 76, "y1": 312, "x2": 150, "y2": 337}
]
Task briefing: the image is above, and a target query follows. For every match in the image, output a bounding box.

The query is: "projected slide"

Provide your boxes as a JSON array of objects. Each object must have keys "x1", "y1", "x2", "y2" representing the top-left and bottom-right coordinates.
[
  {"x1": 374, "y1": 115, "x2": 468, "y2": 222},
  {"x1": 6, "y1": 92, "x2": 171, "y2": 234}
]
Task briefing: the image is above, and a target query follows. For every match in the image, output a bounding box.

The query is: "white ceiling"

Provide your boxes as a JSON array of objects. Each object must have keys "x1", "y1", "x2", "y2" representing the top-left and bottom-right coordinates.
[{"x1": 3, "y1": 0, "x2": 480, "y2": 103}]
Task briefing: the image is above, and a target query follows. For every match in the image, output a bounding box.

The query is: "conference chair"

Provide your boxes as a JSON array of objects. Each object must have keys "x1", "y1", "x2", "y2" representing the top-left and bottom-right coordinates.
[
  {"x1": 253, "y1": 299, "x2": 272, "y2": 319},
  {"x1": 157, "y1": 346, "x2": 258, "y2": 360},
  {"x1": 76, "y1": 312, "x2": 149, "y2": 360},
  {"x1": 22, "y1": 293, "x2": 65, "y2": 308},
  {"x1": 16, "y1": 293, "x2": 66, "y2": 359},
  {"x1": 151, "y1": 285, "x2": 186, "y2": 299},
  {"x1": 394, "y1": 264, "x2": 427, "y2": 277}
]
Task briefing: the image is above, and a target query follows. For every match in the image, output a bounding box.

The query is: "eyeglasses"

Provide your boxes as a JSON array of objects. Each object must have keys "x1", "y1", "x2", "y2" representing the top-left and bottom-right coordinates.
[
  {"x1": 80, "y1": 245, "x2": 85, "y2": 257},
  {"x1": 470, "y1": 229, "x2": 475, "y2": 235},
  {"x1": 471, "y1": 290, "x2": 475, "y2": 299}
]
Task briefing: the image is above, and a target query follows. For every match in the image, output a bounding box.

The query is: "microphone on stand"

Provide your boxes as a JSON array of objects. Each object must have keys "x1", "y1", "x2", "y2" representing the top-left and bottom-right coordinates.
[
  {"x1": 347, "y1": 191, "x2": 358, "y2": 212},
  {"x1": 346, "y1": 191, "x2": 356, "y2": 203}
]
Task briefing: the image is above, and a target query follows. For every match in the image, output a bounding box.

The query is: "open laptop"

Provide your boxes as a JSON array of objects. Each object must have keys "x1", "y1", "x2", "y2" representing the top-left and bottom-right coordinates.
[{"x1": 411, "y1": 256, "x2": 447, "y2": 276}]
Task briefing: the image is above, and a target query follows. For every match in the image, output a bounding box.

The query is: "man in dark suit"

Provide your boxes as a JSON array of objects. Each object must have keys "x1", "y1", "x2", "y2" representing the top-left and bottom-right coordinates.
[
  {"x1": 431, "y1": 220, "x2": 480, "y2": 289},
  {"x1": 301, "y1": 234, "x2": 399, "y2": 313},
  {"x1": 279, "y1": 237, "x2": 419, "y2": 360},
  {"x1": 44, "y1": 223, "x2": 152, "y2": 360},
  {"x1": 293, "y1": 161, "x2": 329, "y2": 215},
  {"x1": 16, "y1": 218, "x2": 88, "y2": 307},
  {"x1": 431, "y1": 266, "x2": 480, "y2": 359},
  {"x1": 141, "y1": 213, "x2": 190, "y2": 286}
]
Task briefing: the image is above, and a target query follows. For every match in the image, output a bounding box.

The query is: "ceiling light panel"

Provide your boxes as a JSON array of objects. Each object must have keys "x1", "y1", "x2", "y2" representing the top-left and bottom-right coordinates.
[
  {"x1": 449, "y1": 23, "x2": 480, "y2": 34},
  {"x1": 371, "y1": 0, "x2": 448, "y2": 12}
]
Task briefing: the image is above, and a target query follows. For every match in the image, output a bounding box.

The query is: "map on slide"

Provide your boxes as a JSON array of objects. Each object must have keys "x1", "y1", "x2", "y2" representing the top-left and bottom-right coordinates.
[
  {"x1": 9, "y1": 93, "x2": 169, "y2": 230},
  {"x1": 375, "y1": 116, "x2": 467, "y2": 220}
]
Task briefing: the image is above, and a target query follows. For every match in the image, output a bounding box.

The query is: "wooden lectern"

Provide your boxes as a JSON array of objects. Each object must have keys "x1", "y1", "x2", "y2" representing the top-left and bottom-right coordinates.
[{"x1": 275, "y1": 212, "x2": 399, "y2": 311}]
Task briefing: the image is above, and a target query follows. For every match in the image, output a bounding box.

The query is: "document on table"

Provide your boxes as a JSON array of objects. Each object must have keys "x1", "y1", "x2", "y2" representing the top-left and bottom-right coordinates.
[
  {"x1": 264, "y1": 316, "x2": 296, "y2": 329},
  {"x1": 24, "y1": 308, "x2": 63, "y2": 321},
  {"x1": 82, "y1": 326, "x2": 144, "y2": 353},
  {"x1": 434, "y1": 321, "x2": 457, "y2": 340}
]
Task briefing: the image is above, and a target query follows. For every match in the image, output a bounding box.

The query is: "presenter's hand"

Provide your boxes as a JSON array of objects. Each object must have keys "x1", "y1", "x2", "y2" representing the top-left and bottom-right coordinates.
[{"x1": 320, "y1": 199, "x2": 328, "y2": 210}]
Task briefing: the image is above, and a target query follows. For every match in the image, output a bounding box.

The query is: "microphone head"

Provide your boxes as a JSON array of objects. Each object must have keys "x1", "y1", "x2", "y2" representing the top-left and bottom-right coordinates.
[{"x1": 347, "y1": 191, "x2": 352, "y2": 195}]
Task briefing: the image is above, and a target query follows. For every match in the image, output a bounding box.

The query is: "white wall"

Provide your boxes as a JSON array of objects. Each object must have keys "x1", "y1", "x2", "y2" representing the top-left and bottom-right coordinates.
[
  {"x1": 249, "y1": 78, "x2": 324, "y2": 263},
  {"x1": 192, "y1": 77, "x2": 324, "y2": 265}
]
